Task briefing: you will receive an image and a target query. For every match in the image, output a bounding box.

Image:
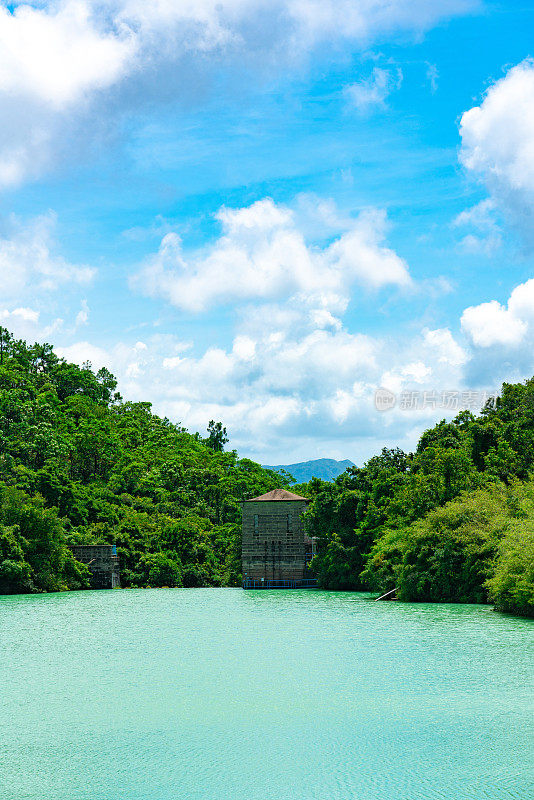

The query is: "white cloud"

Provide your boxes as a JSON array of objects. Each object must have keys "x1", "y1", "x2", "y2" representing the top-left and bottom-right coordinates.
[
  {"x1": 0, "y1": 306, "x2": 42, "y2": 341},
  {"x1": 345, "y1": 66, "x2": 402, "y2": 112},
  {"x1": 454, "y1": 198, "x2": 495, "y2": 229},
  {"x1": 0, "y1": 305, "x2": 69, "y2": 341},
  {"x1": 75, "y1": 299, "x2": 90, "y2": 328},
  {"x1": 131, "y1": 198, "x2": 411, "y2": 313},
  {"x1": 380, "y1": 360, "x2": 432, "y2": 395},
  {"x1": 310, "y1": 309, "x2": 342, "y2": 330},
  {"x1": 0, "y1": 0, "x2": 479, "y2": 187},
  {"x1": 462, "y1": 300, "x2": 526, "y2": 347},
  {"x1": 507, "y1": 277, "x2": 534, "y2": 320},
  {"x1": 460, "y1": 278, "x2": 534, "y2": 347},
  {"x1": 55, "y1": 340, "x2": 111, "y2": 369},
  {"x1": 460, "y1": 59, "x2": 534, "y2": 237},
  {"x1": 104, "y1": 0, "x2": 481, "y2": 54},
  {"x1": 0, "y1": 1, "x2": 135, "y2": 186},
  {"x1": 8, "y1": 298, "x2": 93, "y2": 342},
  {"x1": 0, "y1": 2, "x2": 134, "y2": 109},
  {"x1": 0, "y1": 306, "x2": 39, "y2": 324},
  {"x1": 0, "y1": 212, "x2": 95, "y2": 297},
  {"x1": 271, "y1": 0, "x2": 479, "y2": 43},
  {"x1": 55, "y1": 327, "x2": 371, "y2": 456},
  {"x1": 423, "y1": 327, "x2": 468, "y2": 366},
  {"x1": 55, "y1": 311, "x2": 474, "y2": 464},
  {"x1": 162, "y1": 356, "x2": 183, "y2": 370},
  {"x1": 233, "y1": 335, "x2": 256, "y2": 361},
  {"x1": 453, "y1": 198, "x2": 502, "y2": 255},
  {"x1": 426, "y1": 62, "x2": 438, "y2": 93}
]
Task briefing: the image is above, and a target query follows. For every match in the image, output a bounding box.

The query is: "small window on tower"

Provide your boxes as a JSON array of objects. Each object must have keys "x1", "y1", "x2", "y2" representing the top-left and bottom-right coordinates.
[{"x1": 287, "y1": 512, "x2": 293, "y2": 533}]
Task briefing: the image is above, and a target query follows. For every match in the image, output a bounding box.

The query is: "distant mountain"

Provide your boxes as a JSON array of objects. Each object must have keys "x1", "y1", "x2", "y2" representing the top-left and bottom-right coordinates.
[{"x1": 263, "y1": 458, "x2": 354, "y2": 484}]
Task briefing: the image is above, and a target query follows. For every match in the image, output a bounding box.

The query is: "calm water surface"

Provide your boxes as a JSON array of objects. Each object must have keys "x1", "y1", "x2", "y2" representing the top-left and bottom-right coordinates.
[{"x1": 0, "y1": 588, "x2": 532, "y2": 800}]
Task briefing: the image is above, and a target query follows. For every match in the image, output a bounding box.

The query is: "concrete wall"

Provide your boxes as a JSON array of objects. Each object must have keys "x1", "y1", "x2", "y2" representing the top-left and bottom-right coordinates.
[
  {"x1": 241, "y1": 500, "x2": 309, "y2": 581},
  {"x1": 70, "y1": 545, "x2": 120, "y2": 589}
]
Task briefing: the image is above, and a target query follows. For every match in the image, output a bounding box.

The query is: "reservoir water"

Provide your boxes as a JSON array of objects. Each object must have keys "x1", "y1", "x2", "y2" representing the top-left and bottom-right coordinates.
[{"x1": 1, "y1": 588, "x2": 532, "y2": 800}]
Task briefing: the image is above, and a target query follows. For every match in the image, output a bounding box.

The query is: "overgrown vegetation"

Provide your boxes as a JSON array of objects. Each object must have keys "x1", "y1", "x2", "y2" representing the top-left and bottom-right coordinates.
[
  {"x1": 302, "y1": 385, "x2": 534, "y2": 617},
  {"x1": 0, "y1": 329, "x2": 285, "y2": 593}
]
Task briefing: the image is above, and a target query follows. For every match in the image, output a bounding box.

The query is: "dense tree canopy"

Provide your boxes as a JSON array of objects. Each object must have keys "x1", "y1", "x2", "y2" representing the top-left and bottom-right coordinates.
[
  {"x1": 0, "y1": 328, "x2": 285, "y2": 593},
  {"x1": 300, "y1": 383, "x2": 534, "y2": 616}
]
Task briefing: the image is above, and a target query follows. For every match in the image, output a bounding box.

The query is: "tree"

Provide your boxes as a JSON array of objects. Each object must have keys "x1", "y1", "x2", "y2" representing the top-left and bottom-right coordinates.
[
  {"x1": 486, "y1": 525, "x2": 534, "y2": 617},
  {"x1": 0, "y1": 330, "x2": 287, "y2": 593},
  {"x1": 134, "y1": 552, "x2": 182, "y2": 587},
  {"x1": 0, "y1": 327, "x2": 11, "y2": 365},
  {"x1": 206, "y1": 420, "x2": 229, "y2": 452}
]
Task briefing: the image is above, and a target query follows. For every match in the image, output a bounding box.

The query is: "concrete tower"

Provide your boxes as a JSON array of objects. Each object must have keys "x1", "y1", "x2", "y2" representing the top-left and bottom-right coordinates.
[{"x1": 241, "y1": 489, "x2": 313, "y2": 587}]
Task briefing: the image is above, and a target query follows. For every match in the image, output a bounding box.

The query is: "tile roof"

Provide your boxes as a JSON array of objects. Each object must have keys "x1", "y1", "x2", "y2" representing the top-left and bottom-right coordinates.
[{"x1": 245, "y1": 489, "x2": 308, "y2": 502}]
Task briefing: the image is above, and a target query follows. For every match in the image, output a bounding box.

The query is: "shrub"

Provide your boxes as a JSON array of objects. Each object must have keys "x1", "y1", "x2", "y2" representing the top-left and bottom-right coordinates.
[{"x1": 486, "y1": 523, "x2": 534, "y2": 617}]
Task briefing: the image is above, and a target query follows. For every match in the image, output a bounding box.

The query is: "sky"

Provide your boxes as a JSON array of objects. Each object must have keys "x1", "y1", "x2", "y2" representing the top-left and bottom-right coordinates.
[{"x1": 1, "y1": 0, "x2": 534, "y2": 465}]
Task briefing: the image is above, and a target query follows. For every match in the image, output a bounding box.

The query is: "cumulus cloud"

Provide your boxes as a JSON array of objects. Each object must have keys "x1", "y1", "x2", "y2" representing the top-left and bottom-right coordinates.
[
  {"x1": 0, "y1": 2, "x2": 134, "y2": 109},
  {"x1": 0, "y1": 306, "x2": 38, "y2": 325},
  {"x1": 0, "y1": 212, "x2": 95, "y2": 297},
  {"x1": 461, "y1": 301, "x2": 526, "y2": 347},
  {"x1": 422, "y1": 327, "x2": 468, "y2": 366},
  {"x1": 0, "y1": 306, "x2": 40, "y2": 340},
  {"x1": 0, "y1": 0, "x2": 479, "y2": 187},
  {"x1": 460, "y1": 59, "x2": 534, "y2": 239},
  {"x1": 55, "y1": 309, "x2": 476, "y2": 464},
  {"x1": 461, "y1": 278, "x2": 534, "y2": 347},
  {"x1": 131, "y1": 198, "x2": 411, "y2": 313},
  {"x1": 55, "y1": 340, "x2": 111, "y2": 370},
  {"x1": 121, "y1": 195, "x2": 492, "y2": 461},
  {"x1": 345, "y1": 66, "x2": 403, "y2": 112},
  {"x1": 0, "y1": 305, "x2": 70, "y2": 341},
  {"x1": 0, "y1": 1, "x2": 135, "y2": 186}
]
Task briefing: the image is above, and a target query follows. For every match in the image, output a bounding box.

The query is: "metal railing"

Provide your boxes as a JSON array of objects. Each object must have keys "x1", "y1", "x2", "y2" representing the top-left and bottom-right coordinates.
[{"x1": 242, "y1": 578, "x2": 318, "y2": 590}]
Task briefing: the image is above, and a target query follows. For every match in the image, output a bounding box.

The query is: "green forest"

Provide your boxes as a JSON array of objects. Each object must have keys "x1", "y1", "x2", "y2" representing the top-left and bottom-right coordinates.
[
  {"x1": 0, "y1": 329, "x2": 285, "y2": 595},
  {"x1": 0, "y1": 329, "x2": 533, "y2": 618},
  {"x1": 301, "y1": 386, "x2": 534, "y2": 618}
]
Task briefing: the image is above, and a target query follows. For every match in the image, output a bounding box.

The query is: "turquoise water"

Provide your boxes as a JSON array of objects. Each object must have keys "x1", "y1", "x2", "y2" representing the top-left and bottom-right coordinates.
[{"x1": 0, "y1": 589, "x2": 532, "y2": 800}]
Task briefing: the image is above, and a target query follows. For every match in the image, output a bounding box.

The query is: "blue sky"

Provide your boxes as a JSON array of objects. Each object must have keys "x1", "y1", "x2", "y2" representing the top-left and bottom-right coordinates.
[{"x1": 1, "y1": 0, "x2": 534, "y2": 464}]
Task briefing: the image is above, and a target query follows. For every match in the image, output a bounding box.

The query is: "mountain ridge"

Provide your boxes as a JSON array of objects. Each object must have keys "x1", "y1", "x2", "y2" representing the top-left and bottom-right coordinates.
[{"x1": 263, "y1": 458, "x2": 354, "y2": 483}]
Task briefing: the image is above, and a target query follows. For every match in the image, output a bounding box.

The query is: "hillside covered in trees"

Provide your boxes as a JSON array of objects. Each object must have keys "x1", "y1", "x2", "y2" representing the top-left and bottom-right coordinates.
[
  {"x1": 0, "y1": 329, "x2": 286, "y2": 594},
  {"x1": 1, "y1": 329, "x2": 533, "y2": 618},
  {"x1": 301, "y1": 382, "x2": 534, "y2": 617}
]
